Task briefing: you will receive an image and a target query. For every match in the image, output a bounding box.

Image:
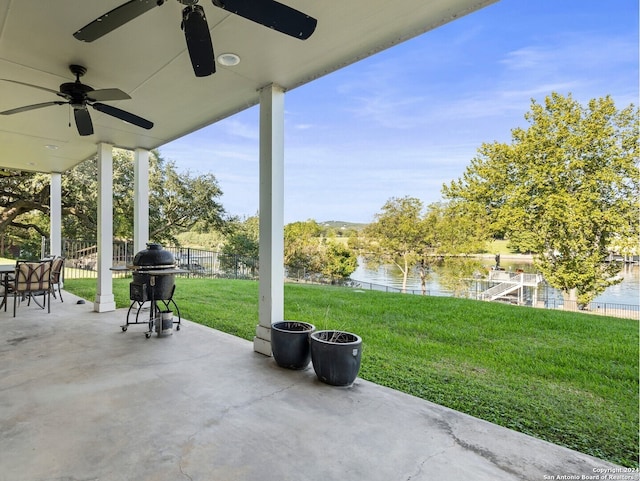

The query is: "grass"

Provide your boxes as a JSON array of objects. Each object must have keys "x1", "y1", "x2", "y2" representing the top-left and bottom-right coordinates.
[{"x1": 65, "y1": 277, "x2": 639, "y2": 468}]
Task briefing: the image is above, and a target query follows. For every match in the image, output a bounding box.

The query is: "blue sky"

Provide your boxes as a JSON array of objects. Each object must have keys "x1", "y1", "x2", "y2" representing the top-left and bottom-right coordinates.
[{"x1": 160, "y1": 0, "x2": 639, "y2": 224}]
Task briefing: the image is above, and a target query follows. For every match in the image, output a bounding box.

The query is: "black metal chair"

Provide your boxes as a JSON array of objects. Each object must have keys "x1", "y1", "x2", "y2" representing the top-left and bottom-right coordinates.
[
  {"x1": 13, "y1": 259, "x2": 53, "y2": 317},
  {"x1": 0, "y1": 266, "x2": 15, "y2": 312}
]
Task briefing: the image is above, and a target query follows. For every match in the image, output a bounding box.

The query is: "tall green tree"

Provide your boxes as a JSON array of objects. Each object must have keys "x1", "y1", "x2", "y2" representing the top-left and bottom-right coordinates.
[
  {"x1": 437, "y1": 257, "x2": 485, "y2": 298},
  {"x1": 223, "y1": 215, "x2": 259, "y2": 259},
  {"x1": 364, "y1": 196, "x2": 429, "y2": 292},
  {"x1": 61, "y1": 150, "x2": 134, "y2": 239},
  {"x1": 0, "y1": 170, "x2": 51, "y2": 237},
  {"x1": 146, "y1": 153, "x2": 227, "y2": 242},
  {"x1": 0, "y1": 148, "x2": 229, "y2": 250},
  {"x1": 320, "y1": 243, "x2": 358, "y2": 281},
  {"x1": 62, "y1": 148, "x2": 228, "y2": 243},
  {"x1": 284, "y1": 220, "x2": 324, "y2": 275},
  {"x1": 443, "y1": 93, "x2": 639, "y2": 305},
  {"x1": 424, "y1": 201, "x2": 490, "y2": 256},
  {"x1": 284, "y1": 219, "x2": 357, "y2": 281},
  {"x1": 221, "y1": 215, "x2": 259, "y2": 276}
]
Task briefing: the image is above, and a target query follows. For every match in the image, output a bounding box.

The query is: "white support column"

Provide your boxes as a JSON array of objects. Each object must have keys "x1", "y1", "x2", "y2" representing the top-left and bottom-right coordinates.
[
  {"x1": 254, "y1": 84, "x2": 285, "y2": 356},
  {"x1": 49, "y1": 173, "x2": 62, "y2": 257},
  {"x1": 94, "y1": 143, "x2": 116, "y2": 313},
  {"x1": 134, "y1": 148, "x2": 150, "y2": 253}
]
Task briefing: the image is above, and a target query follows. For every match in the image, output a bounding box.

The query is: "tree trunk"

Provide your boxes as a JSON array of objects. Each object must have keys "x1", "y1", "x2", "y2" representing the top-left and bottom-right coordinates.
[
  {"x1": 401, "y1": 257, "x2": 409, "y2": 293},
  {"x1": 562, "y1": 288, "x2": 578, "y2": 311}
]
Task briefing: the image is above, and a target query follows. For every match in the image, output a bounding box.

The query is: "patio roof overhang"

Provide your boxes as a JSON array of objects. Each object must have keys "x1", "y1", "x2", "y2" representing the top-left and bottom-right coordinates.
[{"x1": 0, "y1": 0, "x2": 497, "y2": 173}]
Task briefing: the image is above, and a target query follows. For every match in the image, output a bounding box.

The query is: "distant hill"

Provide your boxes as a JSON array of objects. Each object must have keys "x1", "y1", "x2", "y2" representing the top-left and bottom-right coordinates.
[{"x1": 319, "y1": 220, "x2": 368, "y2": 231}]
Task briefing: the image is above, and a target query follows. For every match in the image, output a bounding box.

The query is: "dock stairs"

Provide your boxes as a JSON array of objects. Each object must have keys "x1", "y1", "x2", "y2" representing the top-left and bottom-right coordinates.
[{"x1": 479, "y1": 271, "x2": 543, "y2": 303}]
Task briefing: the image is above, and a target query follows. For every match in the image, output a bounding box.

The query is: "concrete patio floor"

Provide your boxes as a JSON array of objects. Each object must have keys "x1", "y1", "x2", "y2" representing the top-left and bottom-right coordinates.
[{"x1": 0, "y1": 291, "x2": 635, "y2": 481}]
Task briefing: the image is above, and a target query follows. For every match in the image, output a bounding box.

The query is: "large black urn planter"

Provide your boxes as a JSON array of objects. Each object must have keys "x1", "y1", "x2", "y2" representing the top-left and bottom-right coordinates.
[
  {"x1": 310, "y1": 330, "x2": 362, "y2": 386},
  {"x1": 271, "y1": 321, "x2": 316, "y2": 370}
]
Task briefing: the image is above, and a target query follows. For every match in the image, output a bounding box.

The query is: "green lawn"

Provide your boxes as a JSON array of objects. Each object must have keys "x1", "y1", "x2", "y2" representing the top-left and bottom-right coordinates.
[{"x1": 65, "y1": 277, "x2": 639, "y2": 468}]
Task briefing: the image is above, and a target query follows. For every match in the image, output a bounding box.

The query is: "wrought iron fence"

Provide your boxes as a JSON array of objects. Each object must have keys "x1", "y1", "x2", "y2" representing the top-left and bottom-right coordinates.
[
  {"x1": 348, "y1": 278, "x2": 639, "y2": 320},
  {"x1": 165, "y1": 246, "x2": 258, "y2": 279},
  {"x1": 42, "y1": 238, "x2": 639, "y2": 320},
  {"x1": 538, "y1": 298, "x2": 640, "y2": 320},
  {"x1": 41, "y1": 238, "x2": 258, "y2": 280}
]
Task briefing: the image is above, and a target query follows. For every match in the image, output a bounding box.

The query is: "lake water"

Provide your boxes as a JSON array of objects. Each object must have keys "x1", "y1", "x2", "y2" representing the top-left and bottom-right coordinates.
[{"x1": 350, "y1": 257, "x2": 640, "y2": 306}]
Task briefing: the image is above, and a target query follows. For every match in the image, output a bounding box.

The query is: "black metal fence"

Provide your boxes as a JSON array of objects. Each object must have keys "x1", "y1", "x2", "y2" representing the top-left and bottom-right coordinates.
[
  {"x1": 347, "y1": 278, "x2": 639, "y2": 320},
  {"x1": 165, "y1": 246, "x2": 258, "y2": 280},
  {"x1": 42, "y1": 238, "x2": 258, "y2": 280},
  {"x1": 43, "y1": 238, "x2": 639, "y2": 320},
  {"x1": 538, "y1": 298, "x2": 640, "y2": 321}
]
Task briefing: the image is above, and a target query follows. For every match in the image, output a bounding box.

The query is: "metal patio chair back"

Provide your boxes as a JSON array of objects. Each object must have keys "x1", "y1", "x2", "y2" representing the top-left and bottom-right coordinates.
[
  {"x1": 50, "y1": 256, "x2": 65, "y2": 302},
  {"x1": 13, "y1": 259, "x2": 52, "y2": 317}
]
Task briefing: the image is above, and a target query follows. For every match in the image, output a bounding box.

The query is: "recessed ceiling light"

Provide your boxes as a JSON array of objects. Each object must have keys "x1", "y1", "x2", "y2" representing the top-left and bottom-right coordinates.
[
  {"x1": 217, "y1": 53, "x2": 240, "y2": 67},
  {"x1": 45, "y1": 144, "x2": 59, "y2": 150}
]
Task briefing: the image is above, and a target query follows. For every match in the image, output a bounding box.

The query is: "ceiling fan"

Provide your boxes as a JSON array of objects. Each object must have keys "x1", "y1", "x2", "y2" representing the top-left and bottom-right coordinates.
[
  {"x1": 0, "y1": 64, "x2": 154, "y2": 136},
  {"x1": 73, "y1": 0, "x2": 318, "y2": 77}
]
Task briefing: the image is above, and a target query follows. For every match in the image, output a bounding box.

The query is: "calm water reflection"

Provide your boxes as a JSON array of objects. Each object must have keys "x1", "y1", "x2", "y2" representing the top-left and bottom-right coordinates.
[{"x1": 350, "y1": 258, "x2": 639, "y2": 305}]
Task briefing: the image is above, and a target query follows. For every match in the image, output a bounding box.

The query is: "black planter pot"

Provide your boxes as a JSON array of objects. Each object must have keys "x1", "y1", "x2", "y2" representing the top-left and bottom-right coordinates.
[
  {"x1": 310, "y1": 330, "x2": 362, "y2": 386},
  {"x1": 271, "y1": 321, "x2": 316, "y2": 370}
]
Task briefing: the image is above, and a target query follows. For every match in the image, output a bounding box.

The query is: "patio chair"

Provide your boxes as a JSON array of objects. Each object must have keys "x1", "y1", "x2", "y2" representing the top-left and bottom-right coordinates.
[
  {"x1": 0, "y1": 265, "x2": 15, "y2": 312},
  {"x1": 13, "y1": 259, "x2": 53, "y2": 317},
  {"x1": 50, "y1": 256, "x2": 65, "y2": 302}
]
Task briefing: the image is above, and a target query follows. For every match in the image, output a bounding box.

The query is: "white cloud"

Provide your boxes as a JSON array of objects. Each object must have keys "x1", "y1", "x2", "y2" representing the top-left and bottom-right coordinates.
[{"x1": 221, "y1": 118, "x2": 259, "y2": 141}]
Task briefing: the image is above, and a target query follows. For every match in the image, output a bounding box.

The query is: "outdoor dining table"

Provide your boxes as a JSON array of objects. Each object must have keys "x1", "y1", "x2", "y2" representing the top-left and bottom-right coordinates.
[{"x1": 0, "y1": 264, "x2": 15, "y2": 311}]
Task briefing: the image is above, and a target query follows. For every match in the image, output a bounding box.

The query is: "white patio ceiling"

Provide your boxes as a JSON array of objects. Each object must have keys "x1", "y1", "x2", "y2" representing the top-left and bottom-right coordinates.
[{"x1": 0, "y1": 0, "x2": 497, "y2": 174}]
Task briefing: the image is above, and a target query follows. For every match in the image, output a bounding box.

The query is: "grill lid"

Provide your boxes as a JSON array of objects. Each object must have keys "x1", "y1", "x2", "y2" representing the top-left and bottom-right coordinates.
[{"x1": 132, "y1": 243, "x2": 175, "y2": 267}]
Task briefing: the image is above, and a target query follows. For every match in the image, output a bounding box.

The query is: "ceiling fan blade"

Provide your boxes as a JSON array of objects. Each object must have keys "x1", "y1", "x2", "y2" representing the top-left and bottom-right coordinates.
[
  {"x1": 212, "y1": 0, "x2": 317, "y2": 40},
  {"x1": 73, "y1": 0, "x2": 161, "y2": 42},
  {"x1": 1, "y1": 101, "x2": 66, "y2": 115},
  {"x1": 87, "y1": 88, "x2": 132, "y2": 102},
  {"x1": 1, "y1": 79, "x2": 62, "y2": 96},
  {"x1": 74, "y1": 108, "x2": 94, "y2": 136},
  {"x1": 182, "y1": 5, "x2": 215, "y2": 77},
  {"x1": 92, "y1": 103, "x2": 154, "y2": 130}
]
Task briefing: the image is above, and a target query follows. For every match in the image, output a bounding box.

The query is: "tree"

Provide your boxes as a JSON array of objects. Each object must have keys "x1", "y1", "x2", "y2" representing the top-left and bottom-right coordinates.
[
  {"x1": 147, "y1": 152, "x2": 227, "y2": 242},
  {"x1": 61, "y1": 150, "x2": 134, "y2": 239},
  {"x1": 284, "y1": 220, "x2": 324, "y2": 276},
  {"x1": 284, "y1": 219, "x2": 357, "y2": 281},
  {"x1": 364, "y1": 196, "x2": 429, "y2": 292},
  {"x1": 221, "y1": 215, "x2": 259, "y2": 276},
  {"x1": 423, "y1": 201, "x2": 490, "y2": 256},
  {"x1": 0, "y1": 170, "x2": 51, "y2": 236},
  {"x1": 320, "y1": 242, "x2": 358, "y2": 281},
  {"x1": 443, "y1": 93, "x2": 639, "y2": 305},
  {"x1": 223, "y1": 215, "x2": 259, "y2": 258},
  {"x1": 437, "y1": 257, "x2": 485, "y2": 298},
  {"x1": 0, "y1": 148, "x2": 229, "y2": 249}
]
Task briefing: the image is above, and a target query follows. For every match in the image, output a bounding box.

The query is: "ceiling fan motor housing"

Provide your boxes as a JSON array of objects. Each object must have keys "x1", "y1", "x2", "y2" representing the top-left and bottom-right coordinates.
[{"x1": 59, "y1": 82, "x2": 93, "y2": 98}]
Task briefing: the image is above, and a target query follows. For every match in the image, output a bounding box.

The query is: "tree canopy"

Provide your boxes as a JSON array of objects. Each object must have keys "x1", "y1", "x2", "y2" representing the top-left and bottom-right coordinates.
[
  {"x1": 442, "y1": 93, "x2": 639, "y2": 305},
  {"x1": 0, "y1": 148, "x2": 228, "y2": 253},
  {"x1": 283, "y1": 219, "x2": 357, "y2": 281},
  {"x1": 423, "y1": 201, "x2": 490, "y2": 256},
  {"x1": 221, "y1": 215, "x2": 260, "y2": 276},
  {"x1": 363, "y1": 196, "x2": 429, "y2": 292}
]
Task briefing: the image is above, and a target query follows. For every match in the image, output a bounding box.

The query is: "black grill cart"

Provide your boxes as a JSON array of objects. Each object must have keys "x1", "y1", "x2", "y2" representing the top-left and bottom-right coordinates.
[{"x1": 111, "y1": 243, "x2": 185, "y2": 338}]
